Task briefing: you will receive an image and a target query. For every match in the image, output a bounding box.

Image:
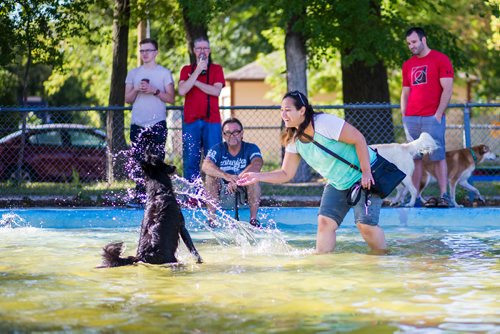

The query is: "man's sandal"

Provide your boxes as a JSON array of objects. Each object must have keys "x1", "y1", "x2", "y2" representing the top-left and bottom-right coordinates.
[
  {"x1": 437, "y1": 194, "x2": 451, "y2": 208},
  {"x1": 424, "y1": 197, "x2": 438, "y2": 208}
]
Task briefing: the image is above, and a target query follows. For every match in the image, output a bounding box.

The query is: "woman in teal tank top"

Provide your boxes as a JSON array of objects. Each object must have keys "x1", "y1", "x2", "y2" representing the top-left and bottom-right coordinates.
[{"x1": 238, "y1": 91, "x2": 387, "y2": 254}]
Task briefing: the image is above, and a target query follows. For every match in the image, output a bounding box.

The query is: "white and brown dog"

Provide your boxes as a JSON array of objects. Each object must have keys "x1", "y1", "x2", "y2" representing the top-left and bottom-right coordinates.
[
  {"x1": 371, "y1": 132, "x2": 438, "y2": 207},
  {"x1": 418, "y1": 145, "x2": 497, "y2": 207}
]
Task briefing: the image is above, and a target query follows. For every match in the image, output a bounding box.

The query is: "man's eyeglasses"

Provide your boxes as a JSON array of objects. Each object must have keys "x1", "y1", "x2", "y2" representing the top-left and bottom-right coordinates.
[
  {"x1": 139, "y1": 49, "x2": 157, "y2": 54},
  {"x1": 194, "y1": 47, "x2": 210, "y2": 52},
  {"x1": 290, "y1": 91, "x2": 306, "y2": 106},
  {"x1": 223, "y1": 130, "x2": 242, "y2": 137}
]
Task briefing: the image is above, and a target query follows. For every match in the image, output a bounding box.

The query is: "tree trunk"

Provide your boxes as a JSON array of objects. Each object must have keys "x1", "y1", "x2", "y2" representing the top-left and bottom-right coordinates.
[
  {"x1": 137, "y1": 20, "x2": 147, "y2": 65},
  {"x1": 341, "y1": 56, "x2": 394, "y2": 144},
  {"x1": 15, "y1": 38, "x2": 32, "y2": 185},
  {"x1": 285, "y1": 31, "x2": 307, "y2": 94},
  {"x1": 340, "y1": 0, "x2": 394, "y2": 145},
  {"x1": 180, "y1": 3, "x2": 208, "y2": 64},
  {"x1": 106, "y1": 0, "x2": 130, "y2": 182},
  {"x1": 285, "y1": 22, "x2": 312, "y2": 182}
]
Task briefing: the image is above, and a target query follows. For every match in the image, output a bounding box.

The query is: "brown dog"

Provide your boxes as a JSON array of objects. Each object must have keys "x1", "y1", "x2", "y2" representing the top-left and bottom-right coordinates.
[{"x1": 418, "y1": 145, "x2": 496, "y2": 207}]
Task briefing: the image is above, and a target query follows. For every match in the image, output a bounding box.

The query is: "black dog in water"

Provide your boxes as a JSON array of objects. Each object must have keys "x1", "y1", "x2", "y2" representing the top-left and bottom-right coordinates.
[{"x1": 99, "y1": 155, "x2": 202, "y2": 267}]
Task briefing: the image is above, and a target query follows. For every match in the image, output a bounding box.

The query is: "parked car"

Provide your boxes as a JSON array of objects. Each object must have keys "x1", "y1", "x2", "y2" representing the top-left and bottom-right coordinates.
[{"x1": 0, "y1": 124, "x2": 108, "y2": 182}]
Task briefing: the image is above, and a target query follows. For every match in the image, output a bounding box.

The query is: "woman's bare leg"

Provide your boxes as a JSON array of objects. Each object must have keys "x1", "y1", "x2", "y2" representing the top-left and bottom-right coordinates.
[
  {"x1": 356, "y1": 223, "x2": 387, "y2": 252},
  {"x1": 316, "y1": 215, "x2": 339, "y2": 253}
]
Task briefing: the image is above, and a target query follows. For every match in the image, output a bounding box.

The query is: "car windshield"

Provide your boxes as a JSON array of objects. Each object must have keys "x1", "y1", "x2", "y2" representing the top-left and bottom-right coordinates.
[
  {"x1": 28, "y1": 131, "x2": 62, "y2": 146},
  {"x1": 68, "y1": 130, "x2": 105, "y2": 148}
]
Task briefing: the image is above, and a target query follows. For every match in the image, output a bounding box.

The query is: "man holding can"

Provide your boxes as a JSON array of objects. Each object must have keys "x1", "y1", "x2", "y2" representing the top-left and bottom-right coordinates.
[
  {"x1": 178, "y1": 37, "x2": 225, "y2": 185},
  {"x1": 125, "y1": 38, "x2": 175, "y2": 201}
]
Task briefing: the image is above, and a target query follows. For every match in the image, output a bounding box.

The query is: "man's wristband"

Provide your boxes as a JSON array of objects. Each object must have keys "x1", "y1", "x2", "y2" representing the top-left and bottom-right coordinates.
[{"x1": 154, "y1": 89, "x2": 160, "y2": 96}]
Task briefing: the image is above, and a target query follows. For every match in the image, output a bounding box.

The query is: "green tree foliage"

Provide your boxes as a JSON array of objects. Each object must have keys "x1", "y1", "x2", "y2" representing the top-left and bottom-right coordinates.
[
  {"x1": 438, "y1": 0, "x2": 499, "y2": 101},
  {"x1": 3, "y1": 0, "x2": 497, "y2": 109},
  {"x1": 46, "y1": 0, "x2": 186, "y2": 107},
  {"x1": 210, "y1": 1, "x2": 275, "y2": 71},
  {"x1": 44, "y1": 0, "x2": 114, "y2": 106},
  {"x1": 0, "y1": 4, "x2": 14, "y2": 67},
  {"x1": 242, "y1": 0, "x2": 497, "y2": 102},
  {"x1": 148, "y1": 1, "x2": 188, "y2": 72},
  {"x1": 1, "y1": 0, "x2": 95, "y2": 102},
  {"x1": 0, "y1": 0, "x2": 100, "y2": 158},
  {"x1": 0, "y1": 69, "x2": 18, "y2": 105}
]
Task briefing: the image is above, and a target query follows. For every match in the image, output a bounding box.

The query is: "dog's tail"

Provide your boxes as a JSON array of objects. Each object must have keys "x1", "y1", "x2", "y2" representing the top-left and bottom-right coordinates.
[
  {"x1": 98, "y1": 242, "x2": 137, "y2": 268},
  {"x1": 406, "y1": 132, "x2": 438, "y2": 157}
]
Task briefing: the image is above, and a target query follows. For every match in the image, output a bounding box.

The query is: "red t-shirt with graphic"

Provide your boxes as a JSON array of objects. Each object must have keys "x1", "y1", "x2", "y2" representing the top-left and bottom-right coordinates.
[
  {"x1": 179, "y1": 63, "x2": 225, "y2": 124},
  {"x1": 402, "y1": 50, "x2": 454, "y2": 117}
]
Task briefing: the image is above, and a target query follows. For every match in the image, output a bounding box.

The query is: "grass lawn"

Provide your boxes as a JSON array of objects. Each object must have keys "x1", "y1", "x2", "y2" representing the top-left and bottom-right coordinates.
[{"x1": 0, "y1": 180, "x2": 135, "y2": 197}]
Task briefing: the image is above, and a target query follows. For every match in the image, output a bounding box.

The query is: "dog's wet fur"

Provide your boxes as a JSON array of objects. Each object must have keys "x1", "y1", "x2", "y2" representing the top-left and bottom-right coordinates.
[{"x1": 99, "y1": 155, "x2": 202, "y2": 268}]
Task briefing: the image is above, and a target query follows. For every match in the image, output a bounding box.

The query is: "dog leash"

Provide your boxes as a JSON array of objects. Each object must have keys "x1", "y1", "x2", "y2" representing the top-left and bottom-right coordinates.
[
  {"x1": 347, "y1": 182, "x2": 372, "y2": 214},
  {"x1": 233, "y1": 186, "x2": 247, "y2": 221}
]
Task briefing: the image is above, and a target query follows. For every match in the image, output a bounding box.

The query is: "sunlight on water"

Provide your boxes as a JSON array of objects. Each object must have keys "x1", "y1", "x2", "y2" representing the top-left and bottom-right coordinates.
[{"x1": 0, "y1": 208, "x2": 499, "y2": 333}]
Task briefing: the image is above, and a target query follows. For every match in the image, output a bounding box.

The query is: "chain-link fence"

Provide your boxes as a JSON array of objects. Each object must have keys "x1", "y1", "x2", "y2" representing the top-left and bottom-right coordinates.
[{"x1": 0, "y1": 103, "x2": 498, "y2": 193}]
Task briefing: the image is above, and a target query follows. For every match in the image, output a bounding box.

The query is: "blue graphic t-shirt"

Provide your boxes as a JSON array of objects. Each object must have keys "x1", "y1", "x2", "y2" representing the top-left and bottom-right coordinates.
[{"x1": 206, "y1": 141, "x2": 262, "y2": 175}]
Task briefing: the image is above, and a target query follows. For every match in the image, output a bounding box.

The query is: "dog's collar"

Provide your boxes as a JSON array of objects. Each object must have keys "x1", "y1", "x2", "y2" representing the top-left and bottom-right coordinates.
[{"x1": 469, "y1": 147, "x2": 478, "y2": 164}]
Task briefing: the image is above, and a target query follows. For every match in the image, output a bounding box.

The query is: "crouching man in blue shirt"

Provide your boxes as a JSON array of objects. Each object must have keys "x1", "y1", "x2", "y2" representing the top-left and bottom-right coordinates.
[{"x1": 202, "y1": 118, "x2": 263, "y2": 227}]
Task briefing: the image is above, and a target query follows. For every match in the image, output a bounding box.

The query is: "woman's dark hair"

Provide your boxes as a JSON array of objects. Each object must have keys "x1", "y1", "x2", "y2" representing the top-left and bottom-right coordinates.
[{"x1": 281, "y1": 90, "x2": 319, "y2": 146}]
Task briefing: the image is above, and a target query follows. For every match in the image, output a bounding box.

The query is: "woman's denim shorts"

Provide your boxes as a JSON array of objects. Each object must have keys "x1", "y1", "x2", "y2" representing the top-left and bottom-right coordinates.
[{"x1": 318, "y1": 183, "x2": 382, "y2": 227}]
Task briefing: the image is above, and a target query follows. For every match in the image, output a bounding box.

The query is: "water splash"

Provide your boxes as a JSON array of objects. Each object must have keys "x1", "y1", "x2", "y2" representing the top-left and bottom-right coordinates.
[
  {"x1": 97, "y1": 149, "x2": 147, "y2": 205},
  {"x1": 0, "y1": 212, "x2": 30, "y2": 228},
  {"x1": 172, "y1": 175, "x2": 293, "y2": 253},
  {"x1": 106, "y1": 149, "x2": 294, "y2": 254}
]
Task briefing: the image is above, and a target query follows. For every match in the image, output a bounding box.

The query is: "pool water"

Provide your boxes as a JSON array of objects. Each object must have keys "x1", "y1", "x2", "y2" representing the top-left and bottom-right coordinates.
[{"x1": 0, "y1": 207, "x2": 498, "y2": 333}]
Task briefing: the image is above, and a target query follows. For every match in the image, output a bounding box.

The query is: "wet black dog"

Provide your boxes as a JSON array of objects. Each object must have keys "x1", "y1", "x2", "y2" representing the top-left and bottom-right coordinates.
[{"x1": 99, "y1": 155, "x2": 202, "y2": 267}]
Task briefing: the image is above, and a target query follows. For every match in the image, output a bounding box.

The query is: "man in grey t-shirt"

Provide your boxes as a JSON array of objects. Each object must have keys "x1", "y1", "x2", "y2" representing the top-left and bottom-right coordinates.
[{"x1": 124, "y1": 38, "x2": 175, "y2": 200}]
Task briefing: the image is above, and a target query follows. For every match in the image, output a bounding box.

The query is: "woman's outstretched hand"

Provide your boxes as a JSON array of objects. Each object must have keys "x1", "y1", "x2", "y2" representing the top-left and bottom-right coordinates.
[{"x1": 237, "y1": 172, "x2": 259, "y2": 186}]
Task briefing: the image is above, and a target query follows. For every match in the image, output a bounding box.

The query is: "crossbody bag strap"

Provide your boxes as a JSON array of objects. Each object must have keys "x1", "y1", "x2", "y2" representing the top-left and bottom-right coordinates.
[
  {"x1": 205, "y1": 64, "x2": 211, "y2": 119},
  {"x1": 302, "y1": 133, "x2": 377, "y2": 206},
  {"x1": 301, "y1": 133, "x2": 361, "y2": 172}
]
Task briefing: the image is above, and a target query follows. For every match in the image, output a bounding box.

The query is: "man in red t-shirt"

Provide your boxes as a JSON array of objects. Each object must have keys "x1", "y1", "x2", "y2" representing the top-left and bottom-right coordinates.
[
  {"x1": 401, "y1": 27, "x2": 454, "y2": 207},
  {"x1": 179, "y1": 37, "x2": 225, "y2": 182}
]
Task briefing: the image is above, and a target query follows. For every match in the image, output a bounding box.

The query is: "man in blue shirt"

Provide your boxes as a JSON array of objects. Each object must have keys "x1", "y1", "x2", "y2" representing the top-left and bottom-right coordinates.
[{"x1": 202, "y1": 118, "x2": 263, "y2": 227}]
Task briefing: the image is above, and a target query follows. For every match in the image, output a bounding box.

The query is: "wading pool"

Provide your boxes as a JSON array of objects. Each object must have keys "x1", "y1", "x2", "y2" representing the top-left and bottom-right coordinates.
[{"x1": 0, "y1": 207, "x2": 498, "y2": 333}]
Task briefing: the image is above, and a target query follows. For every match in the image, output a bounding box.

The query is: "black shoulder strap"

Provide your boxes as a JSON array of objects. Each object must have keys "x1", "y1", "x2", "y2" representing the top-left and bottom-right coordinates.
[
  {"x1": 205, "y1": 63, "x2": 211, "y2": 119},
  {"x1": 191, "y1": 62, "x2": 211, "y2": 120},
  {"x1": 301, "y1": 133, "x2": 361, "y2": 172}
]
